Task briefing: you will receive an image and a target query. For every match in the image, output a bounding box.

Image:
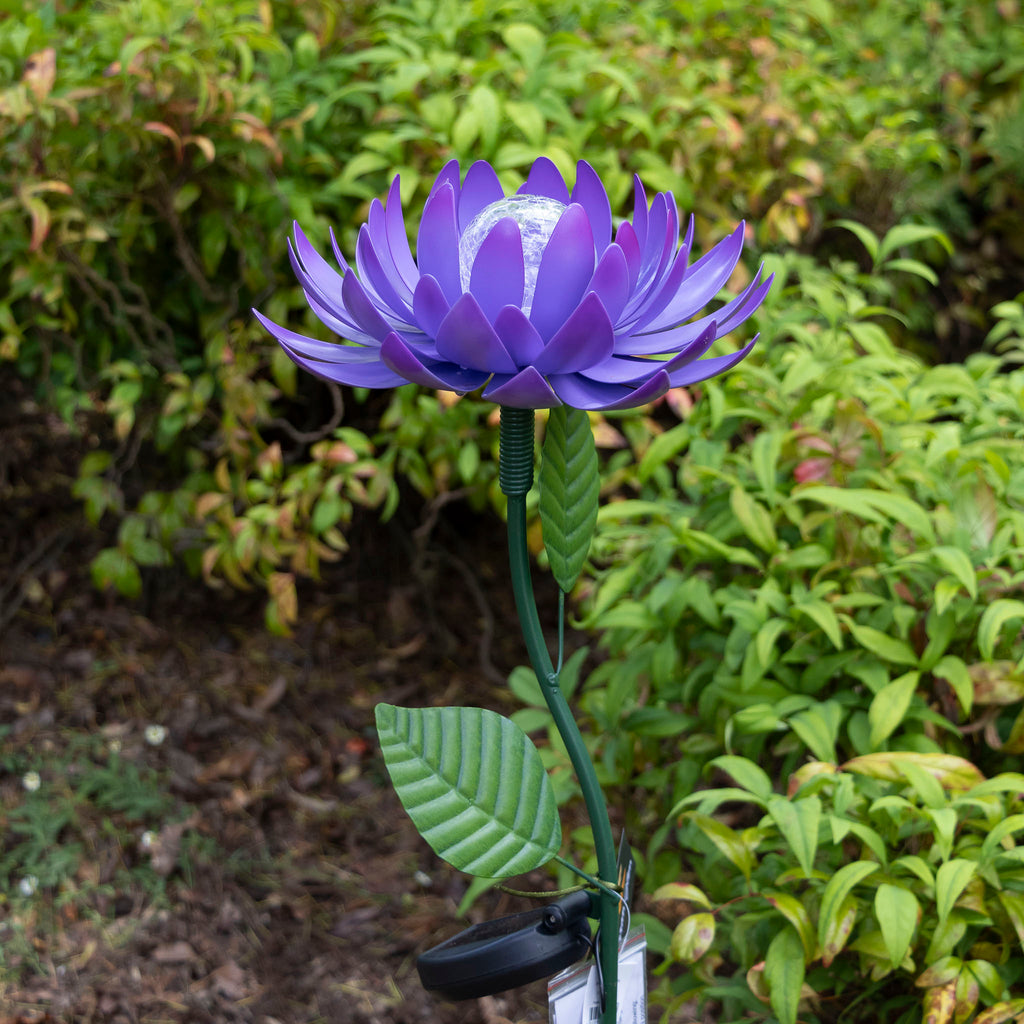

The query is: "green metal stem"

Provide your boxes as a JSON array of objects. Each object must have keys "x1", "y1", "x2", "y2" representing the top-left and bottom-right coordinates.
[{"x1": 499, "y1": 406, "x2": 619, "y2": 1024}]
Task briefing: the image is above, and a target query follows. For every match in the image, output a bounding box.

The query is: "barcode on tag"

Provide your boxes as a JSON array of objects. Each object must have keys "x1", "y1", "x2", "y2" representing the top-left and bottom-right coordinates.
[{"x1": 588, "y1": 1006, "x2": 601, "y2": 1022}]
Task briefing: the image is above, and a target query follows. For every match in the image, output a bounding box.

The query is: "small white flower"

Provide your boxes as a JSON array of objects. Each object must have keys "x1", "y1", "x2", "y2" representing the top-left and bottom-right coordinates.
[
  {"x1": 22, "y1": 771, "x2": 41, "y2": 792},
  {"x1": 18, "y1": 875, "x2": 39, "y2": 897},
  {"x1": 140, "y1": 830, "x2": 157, "y2": 850},
  {"x1": 108, "y1": 739, "x2": 122, "y2": 754},
  {"x1": 144, "y1": 724, "x2": 167, "y2": 746},
  {"x1": 414, "y1": 870, "x2": 432, "y2": 887}
]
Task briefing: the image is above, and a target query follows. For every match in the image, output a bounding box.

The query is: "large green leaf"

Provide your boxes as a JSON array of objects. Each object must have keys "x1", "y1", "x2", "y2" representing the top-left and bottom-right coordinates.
[
  {"x1": 375, "y1": 704, "x2": 561, "y2": 877},
  {"x1": 539, "y1": 406, "x2": 600, "y2": 592}
]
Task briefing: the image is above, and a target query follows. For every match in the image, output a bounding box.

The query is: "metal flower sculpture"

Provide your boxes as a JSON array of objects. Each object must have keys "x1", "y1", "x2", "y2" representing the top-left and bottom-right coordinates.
[
  {"x1": 255, "y1": 157, "x2": 771, "y2": 410},
  {"x1": 258, "y1": 158, "x2": 773, "y2": 1024}
]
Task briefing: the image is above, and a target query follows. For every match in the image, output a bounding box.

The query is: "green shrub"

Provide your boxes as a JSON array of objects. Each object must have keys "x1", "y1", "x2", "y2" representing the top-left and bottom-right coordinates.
[{"x1": 650, "y1": 754, "x2": 1024, "y2": 1024}]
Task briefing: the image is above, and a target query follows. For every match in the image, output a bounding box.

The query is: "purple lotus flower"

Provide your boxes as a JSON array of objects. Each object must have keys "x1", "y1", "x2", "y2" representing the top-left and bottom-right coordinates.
[{"x1": 255, "y1": 158, "x2": 772, "y2": 410}]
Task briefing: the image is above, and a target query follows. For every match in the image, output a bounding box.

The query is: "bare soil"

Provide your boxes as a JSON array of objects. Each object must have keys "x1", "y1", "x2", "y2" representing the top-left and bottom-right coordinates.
[{"x1": 1, "y1": 386, "x2": 568, "y2": 1024}]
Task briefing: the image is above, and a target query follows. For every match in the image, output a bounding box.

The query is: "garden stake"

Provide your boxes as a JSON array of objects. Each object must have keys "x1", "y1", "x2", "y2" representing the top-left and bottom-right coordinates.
[{"x1": 499, "y1": 405, "x2": 620, "y2": 1024}]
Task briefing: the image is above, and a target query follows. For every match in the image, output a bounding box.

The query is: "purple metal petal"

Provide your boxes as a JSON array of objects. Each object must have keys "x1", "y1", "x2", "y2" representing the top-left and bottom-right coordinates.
[
  {"x1": 529, "y1": 204, "x2": 596, "y2": 342},
  {"x1": 328, "y1": 226, "x2": 351, "y2": 277},
  {"x1": 435, "y1": 293, "x2": 518, "y2": 373},
  {"x1": 291, "y1": 224, "x2": 345, "y2": 305},
  {"x1": 586, "y1": 244, "x2": 631, "y2": 324},
  {"x1": 667, "y1": 337, "x2": 758, "y2": 386},
  {"x1": 417, "y1": 182, "x2": 462, "y2": 304},
  {"x1": 637, "y1": 192, "x2": 670, "y2": 285},
  {"x1": 341, "y1": 267, "x2": 394, "y2": 340},
  {"x1": 483, "y1": 366, "x2": 561, "y2": 408},
  {"x1": 384, "y1": 176, "x2": 420, "y2": 290},
  {"x1": 303, "y1": 289, "x2": 378, "y2": 345},
  {"x1": 470, "y1": 218, "x2": 525, "y2": 321},
  {"x1": 630, "y1": 176, "x2": 649, "y2": 252},
  {"x1": 412, "y1": 275, "x2": 451, "y2": 337},
  {"x1": 458, "y1": 161, "x2": 506, "y2": 230},
  {"x1": 533, "y1": 292, "x2": 614, "y2": 374},
  {"x1": 549, "y1": 368, "x2": 670, "y2": 410},
  {"x1": 254, "y1": 309, "x2": 375, "y2": 357},
  {"x1": 283, "y1": 346, "x2": 411, "y2": 388},
  {"x1": 492, "y1": 306, "x2": 544, "y2": 366},
  {"x1": 518, "y1": 157, "x2": 571, "y2": 204},
  {"x1": 614, "y1": 222, "x2": 642, "y2": 294},
  {"x1": 624, "y1": 232, "x2": 694, "y2": 333},
  {"x1": 571, "y1": 161, "x2": 612, "y2": 252},
  {"x1": 713, "y1": 269, "x2": 773, "y2": 333},
  {"x1": 381, "y1": 334, "x2": 490, "y2": 392},
  {"x1": 288, "y1": 240, "x2": 364, "y2": 336},
  {"x1": 429, "y1": 159, "x2": 461, "y2": 199},
  {"x1": 642, "y1": 223, "x2": 745, "y2": 331},
  {"x1": 573, "y1": 321, "x2": 714, "y2": 384},
  {"x1": 366, "y1": 198, "x2": 413, "y2": 305},
  {"x1": 356, "y1": 225, "x2": 415, "y2": 322}
]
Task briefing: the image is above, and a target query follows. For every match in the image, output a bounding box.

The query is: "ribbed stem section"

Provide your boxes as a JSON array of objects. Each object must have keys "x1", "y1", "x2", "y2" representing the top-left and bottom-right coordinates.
[{"x1": 498, "y1": 406, "x2": 536, "y2": 497}]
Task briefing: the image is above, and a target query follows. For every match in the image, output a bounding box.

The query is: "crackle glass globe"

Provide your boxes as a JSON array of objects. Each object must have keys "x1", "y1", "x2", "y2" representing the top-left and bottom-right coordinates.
[{"x1": 458, "y1": 195, "x2": 568, "y2": 317}]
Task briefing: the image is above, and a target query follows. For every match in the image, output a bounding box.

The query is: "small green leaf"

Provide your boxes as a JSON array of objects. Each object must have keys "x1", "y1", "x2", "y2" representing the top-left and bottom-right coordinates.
[
  {"x1": 767, "y1": 795, "x2": 821, "y2": 877},
  {"x1": 932, "y1": 655, "x2": 973, "y2": 716},
  {"x1": 843, "y1": 752, "x2": 984, "y2": 791},
  {"x1": 935, "y1": 860, "x2": 977, "y2": 925},
  {"x1": 848, "y1": 623, "x2": 919, "y2": 667},
  {"x1": 868, "y1": 671, "x2": 920, "y2": 747},
  {"x1": 539, "y1": 406, "x2": 600, "y2": 592},
  {"x1": 765, "y1": 926, "x2": 805, "y2": 1024},
  {"x1": 978, "y1": 600, "x2": 1024, "y2": 660},
  {"x1": 687, "y1": 813, "x2": 756, "y2": 882},
  {"x1": 730, "y1": 486, "x2": 777, "y2": 552},
  {"x1": 821, "y1": 893, "x2": 859, "y2": 966},
  {"x1": 375, "y1": 704, "x2": 561, "y2": 877},
  {"x1": 670, "y1": 912, "x2": 716, "y2": 963},
  {"x1": 652, "y1": 883, "x2": 712, "y2": 909},
  {"x1": 711, "y1": 756, "x2": 774, "y2": 800},
  {"x1": 765, "y1": 891, "x2": 816, "y2": 960},
  {"x1": 818, "y1": 861, "x2": 879, "y2": 950},
  {"x1": 875, "y1": 883, "x2": 919, "y2": 967}
]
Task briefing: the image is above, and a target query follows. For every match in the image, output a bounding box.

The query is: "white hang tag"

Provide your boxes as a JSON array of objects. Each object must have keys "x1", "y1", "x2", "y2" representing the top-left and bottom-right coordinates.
[{"x1": 547, "y1": 927, "x2": 647, "y2": 1024}]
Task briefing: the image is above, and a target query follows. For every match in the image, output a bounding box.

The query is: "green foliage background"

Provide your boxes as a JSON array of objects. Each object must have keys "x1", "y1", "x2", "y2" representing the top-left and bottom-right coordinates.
[{"x1": 4, "y1": 0, "x2": 1024, "y2": 1021}]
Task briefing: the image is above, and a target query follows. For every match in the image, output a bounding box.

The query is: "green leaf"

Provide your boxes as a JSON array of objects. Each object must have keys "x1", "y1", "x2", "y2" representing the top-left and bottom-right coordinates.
[
  {"x1": 843, "y1": 752, "x2": 984, "y2": 791},
  {"x1": 793, "y1": 599, "x2": 843, "y2": 650},
  {"x1": 832, "y1": 219, "x2": 880, "y2": 263},
  {"x1": 539, "y1": 406, "x2": 600, "y2": 592},
  {"x1": 975, "y1": 999, "x2": 1024, "y2": 1024},
  {"x1": 788, "y1": 703, "x2": 841, "y2": 762},
  {"x1": 883, "y1": 257, "x2": 938, "y2": 285},
  {"x1": 821, "y1": 893, "x2": 859, "y2": 966},
  {"x1": 729, "y1": 486, "x2": 777, "y2": 552},
  {"x1": 687, "y1": 813, "x2": 756, "y2": 882},
  {"x1": 875, "y1": 883, "x2": 919, "y2": 967},
  {"x1": 765, "y1": 926, "x2": 805, "y2": 1024},
  {"x1": 767, "y1": 795, "x2": 821, "y2": 877},
  {"x1": 997, "y1": 891, "x2": 1024, "y2": 950},
  {"x1": 978, "y1": 600, "x2": 1024, "y2": 660},
  {"x1": 878, "y1": 223, "x2": 953, "y2": 263},
  {"x1": 374, "y1": 704, "x2": 561, "y2": 877},
  {"x1": 765, "y1": 891, "x2": 816, "y2": 960},
  {"x1": 818, "y1": 861, "x2": 879, "y2": 951},
  {"x1": 932, "y1": 655, "x2": 973, "y2": 716},
  {"x1": 931, "y1": 546, "x2": 978, "y2": 598},
  {"x1": 711, "y1": 755, "x2": 773, "y2": 800},
  {"x1": 795, "y1": 486, "x2": 935, "y2": 542},
  {"x1": 980, "y1": 814, "x2": 1024, "y2": 863},
  {"x1": 848, "y1": 623, "x2": 919, "y2": 667},
  {"x1": 935, "y1": 860, "x2": 977, "y2": 925},
  {"x1": 670, "y1": 912, "x2": 716, "y2": 963},
  {"x1": 868, "y1": 671, "x2": 920, "y2": 747}
]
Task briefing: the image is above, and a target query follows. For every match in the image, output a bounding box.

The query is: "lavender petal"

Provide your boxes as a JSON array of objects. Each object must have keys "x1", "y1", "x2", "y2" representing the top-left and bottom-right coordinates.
[
  {"x1": 518, "y1": 156, "x2": 571, "y2": 204},
  {"x1": 492, "y1": 306, "x2": 544, "y2": 366},
  {"x1": 381, "y1": 334, "x2": 490, "y2": 392},
  {"x1": 417, "y1": 182, "x2": 462, "y2": 304},
  {"x1": 533, "y1": 292, "x2": 614, "y2": 374},
  {"x1": 412, "y1": 275, "x2": 451, "y2": 337},
  {"x1": 470, "y1": 217, "x2": 525, "y2": 321},
  {"x1": 667, "y1": 338, "x2": 758, "y2": 387},
  {"x1": 549, "y1": 368, "x2": 670, "y2": 410},
  {"x1": 571, "y1": 161, "x2": 612, "y2": 252},
  {"x1": 458, "y1": 161, "x2": 506, "y2": 230},
  {"x1": 435, "y1": 293, "x2": 518, "y2": 373},
  {"x1": 529, "y1": 204, "x2": 596, "y2": 341},
  {"x1": 483, "y1": 366, "x2": 562, "y2": 408}
]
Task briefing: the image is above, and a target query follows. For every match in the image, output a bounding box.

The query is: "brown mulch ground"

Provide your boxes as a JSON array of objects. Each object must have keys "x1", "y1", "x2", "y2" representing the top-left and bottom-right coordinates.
[{"x1": 0, "y1": 384, "x2": 572, "y2": 1024}]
